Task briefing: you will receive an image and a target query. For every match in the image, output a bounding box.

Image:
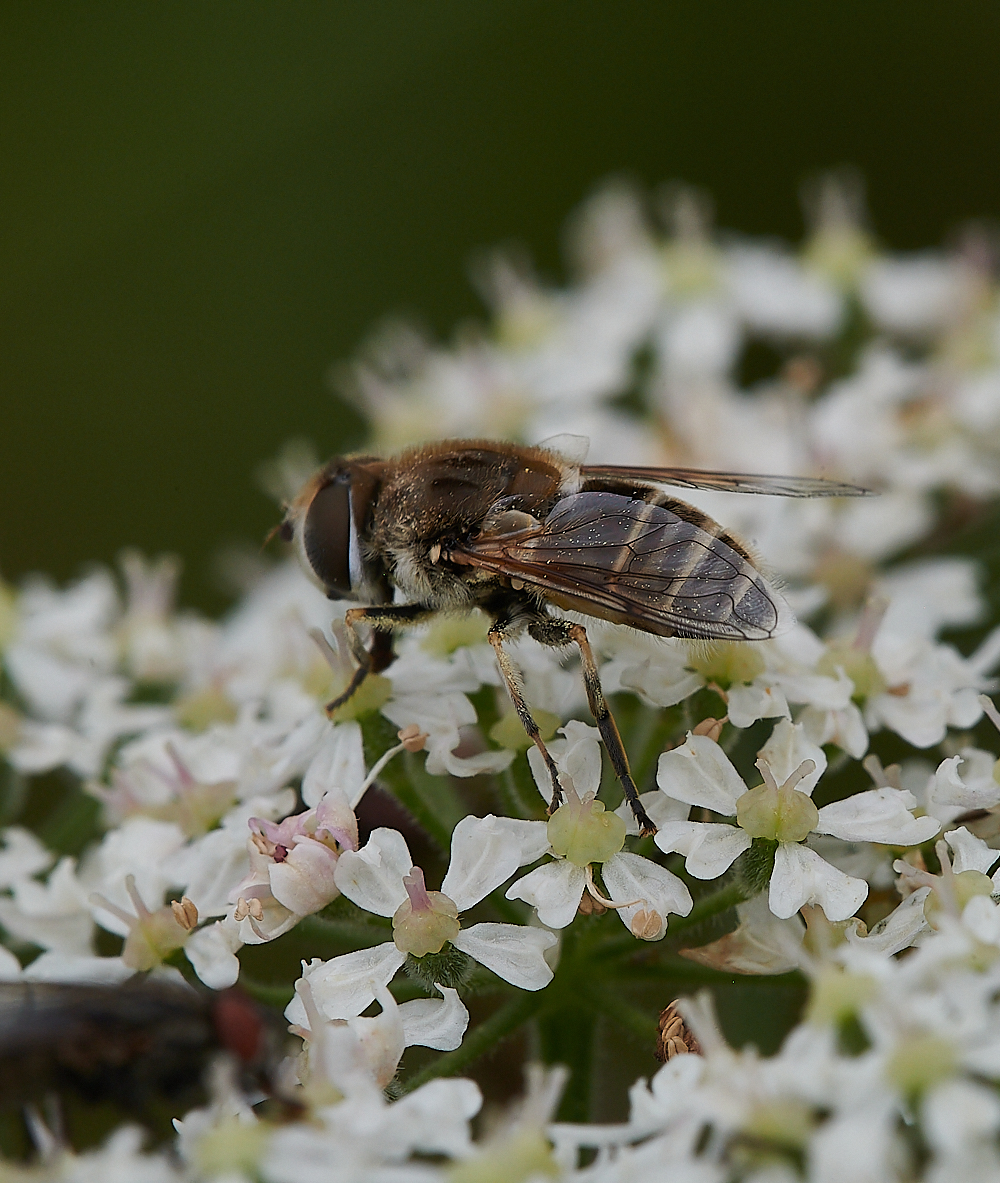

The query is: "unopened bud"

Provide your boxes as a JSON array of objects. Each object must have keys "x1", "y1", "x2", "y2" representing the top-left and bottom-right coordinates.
[
  {"x1": 171, "y1": 896, "x2": 199, "y2": 931},
  {"x1": 547, "y1": 796, "x2": 626, "y2": 867}
]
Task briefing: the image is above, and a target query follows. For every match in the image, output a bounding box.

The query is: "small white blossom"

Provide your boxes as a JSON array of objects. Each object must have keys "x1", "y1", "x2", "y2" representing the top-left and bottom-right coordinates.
[
  {"x1": 655, "y1": 722, "x2": 938, "y2": 920},
  {"x1": 286, "y1": 816, "x2": 554, "y2": 1025}
]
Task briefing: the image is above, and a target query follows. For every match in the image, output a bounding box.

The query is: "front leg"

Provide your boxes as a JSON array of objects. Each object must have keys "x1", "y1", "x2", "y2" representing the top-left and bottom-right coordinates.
[{"x1": 326, "y1": 604, "x2": 437, "y2": 715}]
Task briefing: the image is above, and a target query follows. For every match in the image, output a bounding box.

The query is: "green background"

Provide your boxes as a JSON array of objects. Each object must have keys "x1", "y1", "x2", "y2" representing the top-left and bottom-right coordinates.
[{"x1": 4, "y1": 2, "x2": 1000, "y2": 610}]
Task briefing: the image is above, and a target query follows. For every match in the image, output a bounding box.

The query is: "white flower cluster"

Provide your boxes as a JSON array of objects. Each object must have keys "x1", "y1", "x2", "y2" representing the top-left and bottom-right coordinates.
[{"x1": 3, "y1": 175, "x2": 1000, "y2": 1179}]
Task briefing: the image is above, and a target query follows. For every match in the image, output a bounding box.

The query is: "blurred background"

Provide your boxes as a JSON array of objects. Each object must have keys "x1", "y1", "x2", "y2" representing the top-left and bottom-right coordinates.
[{"x1": 4, "y1": 2, "x2": 1000, "y2": 612}]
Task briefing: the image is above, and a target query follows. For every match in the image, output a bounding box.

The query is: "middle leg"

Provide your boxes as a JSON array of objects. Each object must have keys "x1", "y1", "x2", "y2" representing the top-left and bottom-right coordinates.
[
  {"x1": 529, "y1": 617, "x2": 657, "y2": 836},
  {"x1": 487, "y1": 624, "x2": 566, "y2": 814}
]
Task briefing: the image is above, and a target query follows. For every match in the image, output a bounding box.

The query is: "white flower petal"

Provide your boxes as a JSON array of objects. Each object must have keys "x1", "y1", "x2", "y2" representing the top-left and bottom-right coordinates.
[
  {"x1": 615, "y1": 790, "x2": 690, "y2": 836},
  {"x1": 769, "y1": 843, "x2": 868, "y2": 921},
  {"x1": 945, "y1": 826, "x2": 1000, "y2": 876},
  {"x1": 398, "y1": 986, "x2": 470, "y2": 1051},
  {"x1": 800, "y1": 702, "x2": 869, "y2": 760},
  {"x1": 602, "y1": 851, "x2": 692, "y2": 940},
  {"x1": 269, "y1": 840, "x2": 340, "y2": 915},
  {"x1": 653, "y1": 819, "x2": 750, "y2": 879},
  {"x1": 527, "y1": 722, "x2": 603, "y2": 801},
  {"x1": 345, "y1": 985, "x2": 406, "y2": 1089},
  {"x1": 0, "y1": 827, "x2": 54, "y2": 887},
  {"x1": 385, "y1": 1078, "x2": 483, "y2": 1158},
  {"x1": 928, "y1": 751, "x2": 1000, "y2": 819},
  {"x1": 185, "y1": 917, "x2": 243, "y2": 989},
  {"x1": 22, "y1": 952, "x2": 134, "y2": 985},
  {"x1": 727, "y1": 682, "x2": 790, "y2": 729},
  {"x1": 333, "y1": 827, "x2": 412, "y2": 917},
  {"x1": 815, "y1": 787, "x2": 940, "y2": 846},
  {"x1": 679, "y1": 893, "x2": 805, "y2": 974},
  {"x1": 923, "y1": 1079, "x2": 1000, "y2": 1156},
  {"x1": 452, "y1": 922, "x2": 557, "y2": 990},
  {"x1": 961, "y1": 894, "x2": 1000, "y2": 945},
  {"x1": 656, "y1": 733, "x2": 748, "y2": 814},
  {"x1": 301, "y1": 721, "x2": 365, "y2": 808},
  {"x1": 286, "y1": 943, "x2": 407, "y2": 1024},
  {"x1": 560, "y1": 722, "x2": 603, "y2": 792},
  {"x1": 441, "y1": 815, "x2": 549, "y2": 911},
  {"x1": 758, "y1": 719, "x2": 826, "y2": 795},
  {"x1": 506, "y1": 861, "x2": 586, "y2": 929},
  {"x1": 847, "y1": 888, "x2": 930, "y2": 954}
]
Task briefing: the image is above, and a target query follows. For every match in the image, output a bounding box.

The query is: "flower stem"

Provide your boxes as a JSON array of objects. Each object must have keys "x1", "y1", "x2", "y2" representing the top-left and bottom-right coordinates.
[
  {"x1": 668, "y1": 881, "x2": 748, "y2": 934},
  {"x1": 295, "y1": 914, "x2": 394, "y2": 950},
  {"x1": 398, "y1": 989, "x2": 546, "y2": 1094},
  {"x1": 582, "y1": 981, "x2": 659, "y2": 1044},
  {"x1": 538, "y1": 1004, "x2": 596, "y2": 1122}
]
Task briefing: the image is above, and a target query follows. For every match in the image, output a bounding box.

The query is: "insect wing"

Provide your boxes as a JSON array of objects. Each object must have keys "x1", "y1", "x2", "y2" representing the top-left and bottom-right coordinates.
[
  {"x1": 0, "y1": 981, "x2": 215, "y2": 1111},
  {"x1": 581, "y1": 465, "x2": 870, "y2": 498},
  {"x1": 454, "y1": 491, "x2": 792, "y2": 640}
]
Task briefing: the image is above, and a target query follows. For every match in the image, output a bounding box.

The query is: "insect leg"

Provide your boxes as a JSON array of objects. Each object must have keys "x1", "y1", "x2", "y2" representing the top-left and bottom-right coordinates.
[
  {"x1": 326, "y1": 604, "x2": 436, "y2": 715},
  {"x1": 568, "y1": 623, "x2": 657, "y2": 837},
  {"x1": 487, "y1": 625, "x2": 565, "y2": 814}
]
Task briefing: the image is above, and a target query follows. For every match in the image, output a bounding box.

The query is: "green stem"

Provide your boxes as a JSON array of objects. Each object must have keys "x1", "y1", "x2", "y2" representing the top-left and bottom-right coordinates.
[
  {"x1": 486, "y1": 887, "x2": 529, "y2": 925},
  {"x1": 238, "y1": 976, "x2": 296, "y2": 1008},
  {"x1": 610, "y1": 961, "x2": 806, "y2": 988},
  {"x1": 538, "y1": 1004, "x2": 596, "y2": 1122},
  {"x1": 582, "y1": 982, "x2": 659, "y2": 1044},
  {"x1": 588, "y1": 882, "x2": 747, "y2": 964},
  {"x1": 500, "y1": 763, "x2": 538, "y2": 820},
  {"x1": 630, "y1": 704, "x2": 683, "y2": 794},
  {"x1": 668, "y1": 881, "x2": 748, "y2": 934},
  {"x1": 398, "y1": 989, "x2": 546, "y2": 1094},
  {"x1": 378, "y1": 753, "x2": 457, "y2": 853},
  {"x1": 295, "y1": 915, "x2": 393, "y2": 950}
]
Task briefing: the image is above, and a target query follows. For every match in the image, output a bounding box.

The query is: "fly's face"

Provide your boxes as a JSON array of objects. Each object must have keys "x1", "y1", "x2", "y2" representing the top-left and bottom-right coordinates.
[{"x1": 281, "y1": 456, "x2": 386, "y2": 602}]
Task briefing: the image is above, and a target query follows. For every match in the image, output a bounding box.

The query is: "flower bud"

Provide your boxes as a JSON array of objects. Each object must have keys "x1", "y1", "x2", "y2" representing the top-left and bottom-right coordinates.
[
  {"x1": 392, "y1": 867, "x2": 461, "y2": 957},
  {"x1": 547, "y1": 796, "x2": 626, "y2": 867}
]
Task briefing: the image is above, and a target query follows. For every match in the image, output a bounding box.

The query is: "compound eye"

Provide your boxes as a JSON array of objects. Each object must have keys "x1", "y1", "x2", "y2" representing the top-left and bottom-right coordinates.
[{"x1": 303, "y1": 477, "x2": 353, "y2": 597}]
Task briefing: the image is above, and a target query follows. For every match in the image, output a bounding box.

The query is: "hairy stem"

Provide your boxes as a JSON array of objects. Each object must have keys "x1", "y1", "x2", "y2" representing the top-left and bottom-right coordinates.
[{"x1": 399, "y1": 988, "x2": 546, "y2": 1094}]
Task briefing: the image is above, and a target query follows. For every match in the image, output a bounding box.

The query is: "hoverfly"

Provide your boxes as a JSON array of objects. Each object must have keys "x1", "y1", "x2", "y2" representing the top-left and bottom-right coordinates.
[
  {"x1": 281, "y1": 437, "x2": 868, "y2": 835},
  {"x1": 0, "y1": 980, "x2": 281, "y2": 1141}
]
